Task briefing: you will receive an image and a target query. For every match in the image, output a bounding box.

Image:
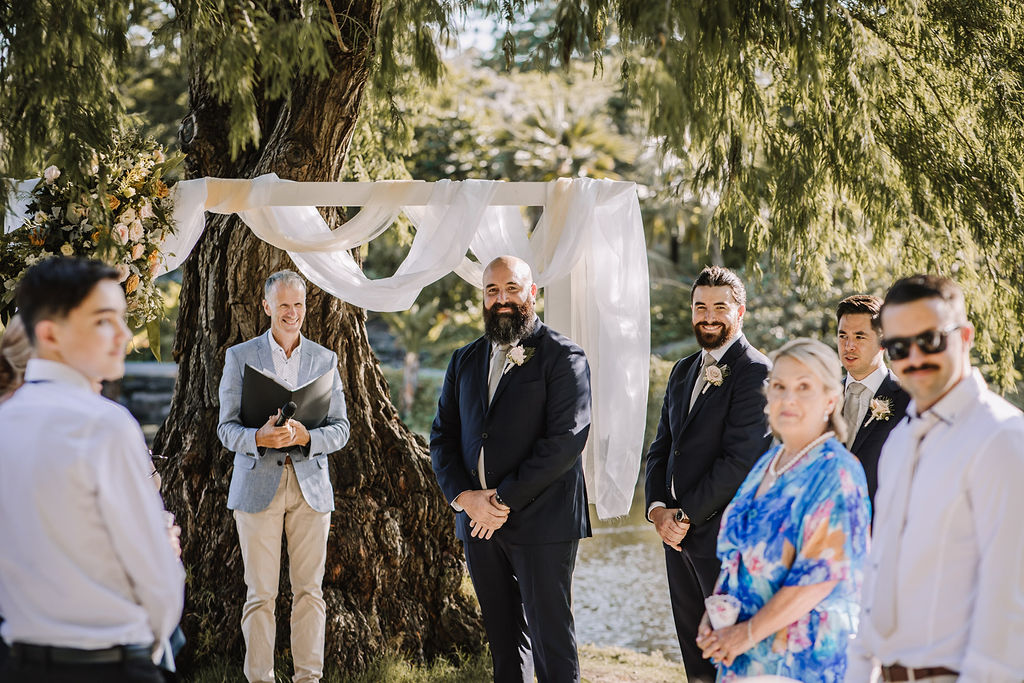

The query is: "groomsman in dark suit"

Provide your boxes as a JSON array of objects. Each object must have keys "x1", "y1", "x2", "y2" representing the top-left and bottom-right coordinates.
[
  {"x1": 835, "y1": 294, "x2": 910, "y2": 507},
  {"x1": 430, "y1": 256, "x2": 592, "y2": 683},
  {"x1": 645, "y1": 266, "x2": 771, "y2": 683}
]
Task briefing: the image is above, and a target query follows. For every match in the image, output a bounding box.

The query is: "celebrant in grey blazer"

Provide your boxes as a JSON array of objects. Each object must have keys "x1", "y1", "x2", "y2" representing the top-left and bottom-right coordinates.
[{"x1": 217, "y1": 270, "x2": 349, "y2": 683}]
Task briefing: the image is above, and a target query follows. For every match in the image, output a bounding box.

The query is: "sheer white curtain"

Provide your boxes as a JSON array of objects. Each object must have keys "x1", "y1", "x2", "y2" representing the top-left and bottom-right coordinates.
[{"x1": 9, "y1": 173, "x2": 649, "y2": 518}]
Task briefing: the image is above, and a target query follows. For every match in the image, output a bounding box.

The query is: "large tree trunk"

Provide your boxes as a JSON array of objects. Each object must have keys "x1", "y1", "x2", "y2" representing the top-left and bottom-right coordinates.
[{"x1": 154, "y1": 2, "x2": 483, "y2": 674}]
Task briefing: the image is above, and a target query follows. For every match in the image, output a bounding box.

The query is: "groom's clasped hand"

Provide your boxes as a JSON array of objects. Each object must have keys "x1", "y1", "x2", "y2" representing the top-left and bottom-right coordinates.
[{"x1": 456, "y1": 488, "x2": 511, "y2": 539}]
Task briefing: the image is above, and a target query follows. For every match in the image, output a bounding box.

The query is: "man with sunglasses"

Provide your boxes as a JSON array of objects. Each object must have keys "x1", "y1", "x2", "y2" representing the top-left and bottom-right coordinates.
[{"x1": 846, "y1": 275, "x2": 1024, "y2": 683}]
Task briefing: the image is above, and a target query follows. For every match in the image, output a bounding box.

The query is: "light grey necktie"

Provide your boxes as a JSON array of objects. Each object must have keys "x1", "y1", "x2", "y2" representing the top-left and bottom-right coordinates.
[
  {"x1": 689, "y1": 352, "x2": 717, "y2": 410},
  {"x1": 479, "y1": 345, "x2": 508, "y2": 488},
  {"x1": 843, "y1": 382, "x2": 868, "y2": 447},
  {"x1": 870, "y1": 411, "x2": 941, "y2": 637},
  {"x1": 488, "y1": 345, "x2": 508, "y2": 404}
]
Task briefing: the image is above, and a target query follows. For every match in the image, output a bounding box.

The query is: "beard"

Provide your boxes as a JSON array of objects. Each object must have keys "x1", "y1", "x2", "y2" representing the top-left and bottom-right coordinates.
[
  {"x1": 693, "y1": 318, "x2": 735, "y2": 350},
  {"x1": 484, "y1": 299, "x2": 536, "y2": 346}
]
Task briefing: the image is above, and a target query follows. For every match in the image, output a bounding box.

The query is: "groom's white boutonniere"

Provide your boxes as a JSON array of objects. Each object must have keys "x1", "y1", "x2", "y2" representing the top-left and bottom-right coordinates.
[
  {"x1": 502, "y1": 343, "x2": 535, "y2": 375},
  {"x1": 864, "y1": 397, "x2": 893, "y2": 425},
  {"x1": 701, "y1": 364, "x2": 730, "y2": 394}
]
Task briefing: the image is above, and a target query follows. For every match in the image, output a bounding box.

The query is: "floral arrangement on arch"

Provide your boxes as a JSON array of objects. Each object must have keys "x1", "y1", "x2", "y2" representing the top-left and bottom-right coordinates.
[{"x1": 0, "y1": 132, "x2": 183, "y2": 331}]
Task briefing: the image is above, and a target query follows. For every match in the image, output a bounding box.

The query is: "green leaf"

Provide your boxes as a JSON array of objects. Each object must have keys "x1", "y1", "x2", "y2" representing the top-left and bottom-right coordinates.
[{"x1": 147, "y1": 318, "x2": 162, "y2": 362}]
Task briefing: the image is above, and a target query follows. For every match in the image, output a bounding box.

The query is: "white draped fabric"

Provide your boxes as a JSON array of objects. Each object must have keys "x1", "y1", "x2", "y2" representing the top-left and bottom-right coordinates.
[{"x1": 6, "y1": 173, "x2": 650, "y2": 519}]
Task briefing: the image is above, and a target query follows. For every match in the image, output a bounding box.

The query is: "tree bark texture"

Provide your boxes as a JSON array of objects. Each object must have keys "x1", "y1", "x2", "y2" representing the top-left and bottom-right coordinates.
[{"x1": 154, "y1": 2, "x2": 484, "y2": 673}]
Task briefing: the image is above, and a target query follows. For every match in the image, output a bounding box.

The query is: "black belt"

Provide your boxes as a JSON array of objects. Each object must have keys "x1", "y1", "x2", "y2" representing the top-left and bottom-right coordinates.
[
  {"x1": 880, "y1": 664, "x2": 959, "y2": 681},
  {"x1": 11, "y1": 642, "x2": 153, "y2": 666}
]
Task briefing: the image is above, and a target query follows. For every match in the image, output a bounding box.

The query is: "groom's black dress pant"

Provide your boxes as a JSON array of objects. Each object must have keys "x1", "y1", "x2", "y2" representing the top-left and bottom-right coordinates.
[
  {"x1": 665, "y1": 546, "x2": 721, "y2": 683},
  {"x1": 464, "y1": 537, "x2": 580, "y2": 683}
]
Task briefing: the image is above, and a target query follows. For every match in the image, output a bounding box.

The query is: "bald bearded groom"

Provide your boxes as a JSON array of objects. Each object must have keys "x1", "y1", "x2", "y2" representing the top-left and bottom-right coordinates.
[{"x1": 430, "y1": 256, "x2": 592, "y2": 683}]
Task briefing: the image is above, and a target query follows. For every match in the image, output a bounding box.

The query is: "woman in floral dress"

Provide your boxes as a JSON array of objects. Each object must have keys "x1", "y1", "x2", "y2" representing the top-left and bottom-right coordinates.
[{"x1": 697, "y1": 338, "x2": 871, "y2": 682}]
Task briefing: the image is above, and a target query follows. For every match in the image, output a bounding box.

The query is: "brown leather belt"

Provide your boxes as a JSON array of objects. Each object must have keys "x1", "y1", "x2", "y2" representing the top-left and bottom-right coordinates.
[{"x1": 881, "y1": 664, "x2": 958, "y2": 681}]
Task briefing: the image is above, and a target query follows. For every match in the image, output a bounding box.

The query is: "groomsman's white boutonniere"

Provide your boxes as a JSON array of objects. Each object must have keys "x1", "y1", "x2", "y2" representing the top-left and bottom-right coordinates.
[
  {"x1": 503, "y1": 343, "x2": 536, "y2": 375},
  {"x1": 701, "y1": 364, "x2": 730, "y2": 394},
  {"x1": 865, "y1": 397, "x2": 894, "y2": 425}
]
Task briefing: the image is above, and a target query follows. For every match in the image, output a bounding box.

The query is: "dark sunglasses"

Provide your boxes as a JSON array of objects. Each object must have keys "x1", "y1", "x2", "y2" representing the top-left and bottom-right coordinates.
[{"x1": 882, "y1": 325, "x2": 962, "y2": 361}]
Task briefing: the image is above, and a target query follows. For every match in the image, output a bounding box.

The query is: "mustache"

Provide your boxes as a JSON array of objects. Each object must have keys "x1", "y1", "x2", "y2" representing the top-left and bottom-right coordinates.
[{"x1": 903, "y1": 364, "x2": 941, "y2": 374}]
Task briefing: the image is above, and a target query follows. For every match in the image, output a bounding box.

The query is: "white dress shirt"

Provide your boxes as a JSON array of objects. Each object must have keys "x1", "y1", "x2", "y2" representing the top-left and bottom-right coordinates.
[
  {"x1": 846, "y1": 370, "x2": 1024, "y2": 682},
  {"x1": 0, "y1": 359, "x2": 184, "y2": 653},
  {"x1": 268, "y1": 329, "x2": 303, "y2": 389},
  {"x1": 844, "y1": 363, "x2": 888, "y2": 437}
]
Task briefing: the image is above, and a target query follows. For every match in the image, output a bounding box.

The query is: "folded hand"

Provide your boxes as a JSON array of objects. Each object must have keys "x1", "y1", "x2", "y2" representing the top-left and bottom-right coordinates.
[{"x1": 457, "y1": 489, "x2": 510, "y2": 540}]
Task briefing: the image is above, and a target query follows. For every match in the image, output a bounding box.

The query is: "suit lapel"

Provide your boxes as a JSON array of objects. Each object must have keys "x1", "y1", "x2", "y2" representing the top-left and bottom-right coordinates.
[
  {"x1": 470, "y1": 338, "x2": 491, "y2": 415},
  {"x1": 296, "y1": 334, "x2": 314, "y2": 386},
  {"x1": 256, "y1": 333, "x2": 274, "y2": 373}
]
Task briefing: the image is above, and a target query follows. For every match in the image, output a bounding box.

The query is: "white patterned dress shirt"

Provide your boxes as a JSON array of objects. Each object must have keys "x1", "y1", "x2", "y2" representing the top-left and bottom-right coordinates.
[
  {"x1": 267, "y1": 329, "x2": 303, "y2": 389},
  {"x1": 846, "y1": 370, "x2": 1024, "y2": 682},
  {"x1": 0, "y1": 359, "x2": 184, "y2": 655}
]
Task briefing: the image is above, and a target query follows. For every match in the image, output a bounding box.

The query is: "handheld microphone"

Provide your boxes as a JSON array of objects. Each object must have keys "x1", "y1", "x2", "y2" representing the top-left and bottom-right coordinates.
[{"x1": 275, "y1": 401, "x2": 297, "y2": 427}]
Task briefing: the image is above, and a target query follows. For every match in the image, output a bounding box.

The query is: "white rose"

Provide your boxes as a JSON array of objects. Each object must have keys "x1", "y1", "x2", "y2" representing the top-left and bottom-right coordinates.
[
  {"x1": 128, "y1": 220, "x2": 144, "y2": 242},
  {"x1": 43, "y1": 165, "x2": 61, "y2": 184},
  {"x1": 4, "y1": 279, "x2": 17, "y2": 291},
  {"x1": 119, "y1": 208, "x2": 137, "y2": 224},
  {"x1": 33, "y1": 211, "x2": 48, "y2": 224},
  {"x1": 139, "y1": 201, "x2": 155, "y2": 219},
  {"x1": 705, "y1": 366, "x2": 724, "y2": 385},
  {"x1": 60, "y1": 243, "x2": 75, "y2": 257},
  {"x1": 114, "y1": 263, "x2": 130, "y2": 282},
  {"x1": 507, "y1": 345, "x2": 526, "y2": 365},
  {"x1": 131, "y1": 243, "x2": 145, "y2": 260},
  {"x1": 113, "y1": 223, "x2": 130, "y2": 245}
]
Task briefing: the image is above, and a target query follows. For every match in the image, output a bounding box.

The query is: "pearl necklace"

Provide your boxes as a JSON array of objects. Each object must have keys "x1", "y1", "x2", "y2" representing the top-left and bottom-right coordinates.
[{"x1": 767, "y1": 431, "x2": 835, "y2": 479}]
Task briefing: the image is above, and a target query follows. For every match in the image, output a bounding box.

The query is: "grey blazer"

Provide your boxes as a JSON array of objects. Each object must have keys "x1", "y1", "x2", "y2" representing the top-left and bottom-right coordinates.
[{"x1": 217, "y1": 333, "x2": 350, "y2": 513}]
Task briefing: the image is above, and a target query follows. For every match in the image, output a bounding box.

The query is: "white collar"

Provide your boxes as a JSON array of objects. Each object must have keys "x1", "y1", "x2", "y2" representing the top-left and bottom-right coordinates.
[
  {"x1": 845, "y1": 362, "x2": 888, "y2": 395},
  {"x1": 267, "y1": 330, "x2": 302, "y2": 359},
  {"x1": 704, "y1": 334, "x2": 740, "y2": 363},
  {"x1": 23, "y1": 358, "x2": 96, "y2": 392}
]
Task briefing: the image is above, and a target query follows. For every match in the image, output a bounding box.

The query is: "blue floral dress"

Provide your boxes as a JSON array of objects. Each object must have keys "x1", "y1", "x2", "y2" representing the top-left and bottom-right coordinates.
[{"x1": 713, "y1": 437, "x2": 870, "y2": 682}]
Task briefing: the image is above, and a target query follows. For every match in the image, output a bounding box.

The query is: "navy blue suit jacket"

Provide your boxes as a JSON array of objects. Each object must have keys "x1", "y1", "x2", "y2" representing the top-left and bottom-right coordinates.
[
  {"x1": 848, "y1": 370, "x2": 910, "y2": 507},
  {"x1": 430, "y1": 320, "x2": 592, "y2": 544},
  {"x1": 645, "y1": 335, "x2": 772, "y2": 557}
]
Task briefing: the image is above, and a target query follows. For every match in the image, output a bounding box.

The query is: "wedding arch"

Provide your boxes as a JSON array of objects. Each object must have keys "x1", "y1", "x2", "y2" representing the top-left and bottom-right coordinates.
[{"x1": 6, "y1": 175, "x2": 650, "y2": 518}]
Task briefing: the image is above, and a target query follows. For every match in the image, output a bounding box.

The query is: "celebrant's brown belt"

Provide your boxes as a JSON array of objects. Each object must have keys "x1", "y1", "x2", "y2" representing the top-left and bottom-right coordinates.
[{"x1": 881, "y1": 664, "x2": 958, "y2": 681}]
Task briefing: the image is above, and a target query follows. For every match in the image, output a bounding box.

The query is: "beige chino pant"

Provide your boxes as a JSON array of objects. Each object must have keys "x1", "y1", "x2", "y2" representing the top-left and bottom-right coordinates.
[{"x1": 235, "y1": 463, "x2": 331, "y2": 683}]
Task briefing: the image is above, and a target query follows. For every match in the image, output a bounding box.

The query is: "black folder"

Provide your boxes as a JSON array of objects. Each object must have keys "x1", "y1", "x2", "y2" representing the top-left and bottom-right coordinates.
[{"x1": 241, "y1": 364, "x2": 334, "y2": 429}]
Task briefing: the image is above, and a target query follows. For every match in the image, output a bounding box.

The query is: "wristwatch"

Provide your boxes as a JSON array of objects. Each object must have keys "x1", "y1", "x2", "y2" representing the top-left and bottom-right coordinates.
[
  {"x1": 495, "y1": 492, "x2": 510, "y2": 509},
  {"x1": 674, "y1": 509, "x2": 690, "y2": 524}
]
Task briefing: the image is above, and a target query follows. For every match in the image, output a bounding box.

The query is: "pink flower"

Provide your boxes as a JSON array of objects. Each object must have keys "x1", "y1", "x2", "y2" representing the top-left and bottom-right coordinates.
[
  {"x1": 43, "y1": 165, "x2": 61, "y2": 184},
  {"x1": 139, "y1": 201, "x2": 155, "y2": 219},
  {"x1": 128, "y1": 220, "x2": 144, "y2": 242},
  {"x1": 132, "y1": 243, "x2": 145, "y2": 260},
  {"x1": 114, "y1": 263, "x2": 130, "y2": 282},
  {"x1": 113, "y1": 223, "x2": 130, "y2": 245}
]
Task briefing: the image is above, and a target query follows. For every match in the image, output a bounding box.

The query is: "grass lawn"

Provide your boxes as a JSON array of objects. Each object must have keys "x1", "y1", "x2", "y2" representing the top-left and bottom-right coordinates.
[{"x1": 185, "y1": 644, "x2": 686, "y2": 682}]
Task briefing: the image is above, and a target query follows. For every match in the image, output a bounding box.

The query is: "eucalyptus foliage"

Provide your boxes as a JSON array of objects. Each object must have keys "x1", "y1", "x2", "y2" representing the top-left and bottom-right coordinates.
[
  {"x1": 4, "y1": 0, "x2": 1023, "y2": 387},
  {"x1": 541, "y1": 0, "x2": 1024, "y2": 386}
]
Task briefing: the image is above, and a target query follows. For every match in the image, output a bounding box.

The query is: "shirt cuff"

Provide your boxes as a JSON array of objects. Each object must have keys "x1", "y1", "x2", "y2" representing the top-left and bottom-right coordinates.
[
  {"x1": 451, "y1": 492, "x2": 467, "y2": 512},
  {"x1": 647, "y1": 501, "x2": 666, "y2": 522}
]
